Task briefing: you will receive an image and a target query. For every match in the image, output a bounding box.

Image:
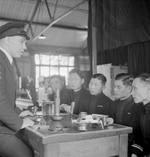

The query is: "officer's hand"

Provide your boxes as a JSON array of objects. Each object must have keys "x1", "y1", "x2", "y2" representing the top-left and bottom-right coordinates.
[
  {"x1": 107, "y1": 117, "x2": 114, "y2": 125},
  {"x1": 21, "y1": 118, "x2": 34, "y2": 128},
  {"x1": 60, "y1": 104, "x2": 71, "y2": 113},
  {"x1": 19, "y1": 110, "x2": 34, "y2": 117},
  {"x1": 131, "y1": 154, "x2": 137, "y2": 157}
]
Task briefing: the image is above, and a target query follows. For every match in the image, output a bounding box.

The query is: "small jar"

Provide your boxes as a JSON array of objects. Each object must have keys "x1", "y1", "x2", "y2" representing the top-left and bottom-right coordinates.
[
  {"x1": 79, "y1": 112, "x2": 87, "y2": 120},
  {"x1": 78, "y1": 122, "x2": 87, "y2": 131}
]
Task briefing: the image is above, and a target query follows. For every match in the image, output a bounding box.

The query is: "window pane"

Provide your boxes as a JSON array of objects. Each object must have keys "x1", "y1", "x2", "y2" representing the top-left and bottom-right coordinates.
[
  {"x1": 68, "y1": 57, "x2": 74, "y2": 66},
  {"x1": 50, "y1": 67, "x2": 59, "y2": 75},
  {"x1": 40, "y1": 66, "x2": 49, "y2": 77},
  {"x1": 35, "y1": 54, "x2": 40, "y2": 65},
  {"x1": 60, "y1": 67, "x2": 68, "y2": 85},
  {"x1": 59, "y1": 56, "x2": 68, "y2": 65},
  {"x1": 60, "y1": 67, "x2": 68, "y2": 77},
  {"x1": 69, "y1": 67, "x2": 74, "y2": 72},
  {"x1": 40, "y1": 55, "x2": 50, "y2": 65},
  {"x1": 50, "y1": 56, "x2": 58, "y2": 65},
  {"x1": 35, "y1": 54, "x2": 75, "y2": 89}
]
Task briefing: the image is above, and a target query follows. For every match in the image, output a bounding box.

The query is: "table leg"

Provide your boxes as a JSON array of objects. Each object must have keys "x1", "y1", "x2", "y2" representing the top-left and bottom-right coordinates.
[{"x1": 119, "y1": 134, "x2": 128, "y2": 157}]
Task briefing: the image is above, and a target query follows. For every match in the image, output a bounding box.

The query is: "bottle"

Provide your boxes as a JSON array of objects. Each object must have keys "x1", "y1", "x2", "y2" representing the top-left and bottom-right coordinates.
[{"x1": 55, "y1": 89, "x2": 60, "y2": 116}]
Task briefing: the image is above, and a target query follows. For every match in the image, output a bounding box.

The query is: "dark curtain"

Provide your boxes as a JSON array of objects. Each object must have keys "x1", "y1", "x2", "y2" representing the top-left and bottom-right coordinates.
[
  {"x1": 88, "y1": 0, "x2": 150, "y2": 74},
  {"x1": 89, "y1": 0, "x2": 150, "y2": 51},
  {"x1": 97, "y1": 47, "x2": 128, "y2": 65},
  {"x1": 128, "y1": 41, "x2": 150, "y2": 75},
  {"x1": 97, "y1": 41, "x2": 150, "y2": 75}
]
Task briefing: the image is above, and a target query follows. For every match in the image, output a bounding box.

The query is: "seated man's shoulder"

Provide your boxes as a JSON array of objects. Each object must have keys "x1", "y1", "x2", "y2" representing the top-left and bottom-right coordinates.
[
  {"x1": 81, "y1": 88, "x2": 91, "y2": 96},
  {"x1": 101, "y1": 92, "x2": 113, "y2": 102}
]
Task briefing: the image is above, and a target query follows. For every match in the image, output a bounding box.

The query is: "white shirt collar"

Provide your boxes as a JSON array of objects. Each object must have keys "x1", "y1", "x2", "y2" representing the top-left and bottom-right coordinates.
[{"x1": 0, "y1": 46, "x2": 13, "y2": 64}]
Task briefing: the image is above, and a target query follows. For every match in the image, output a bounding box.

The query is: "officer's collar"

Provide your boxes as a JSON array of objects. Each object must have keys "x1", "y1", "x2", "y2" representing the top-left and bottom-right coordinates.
[{"x1": 0, "y1": 46, "x2": 13, "y2": 64}]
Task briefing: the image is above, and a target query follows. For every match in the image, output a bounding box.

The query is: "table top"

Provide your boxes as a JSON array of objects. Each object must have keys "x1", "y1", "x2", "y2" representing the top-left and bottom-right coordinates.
[{"x1": 24, "y1": 114, "x2": 132, "y2": 144}]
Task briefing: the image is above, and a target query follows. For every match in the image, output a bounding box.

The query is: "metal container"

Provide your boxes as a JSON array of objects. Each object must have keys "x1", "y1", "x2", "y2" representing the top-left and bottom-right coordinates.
[{"x1": 42, "y1": 101, "x2": 54, "y2": 116}]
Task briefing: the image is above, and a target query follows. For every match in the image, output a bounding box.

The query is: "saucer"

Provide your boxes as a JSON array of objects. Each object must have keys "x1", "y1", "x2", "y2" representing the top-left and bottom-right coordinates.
[{"x1": 51, "y1": 115, "x2": 63, "y2": 121}]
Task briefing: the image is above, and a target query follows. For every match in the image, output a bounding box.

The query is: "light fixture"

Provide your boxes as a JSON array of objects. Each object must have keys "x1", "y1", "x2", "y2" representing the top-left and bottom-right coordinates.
[{"x1": 38, "y1": 34, "x2": 46, "y2": 39}]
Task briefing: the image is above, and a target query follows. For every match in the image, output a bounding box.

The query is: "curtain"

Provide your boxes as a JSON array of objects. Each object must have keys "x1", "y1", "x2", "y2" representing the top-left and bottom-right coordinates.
[
  {"x1": 89, "y1": 0, "x2": 150, "y2": 51},
  {"x1": 98, "y1": 41, "x2": 150, "y2": 75},
  {"x1": 128, "y1": 41, "x2": 150, "y2": 75},
  {"x1": 88, "y1": 0, "x2": 150, "y2": 74},
  {"x1": 97, "y1": 47, "x2": 128, "y2": 65}
]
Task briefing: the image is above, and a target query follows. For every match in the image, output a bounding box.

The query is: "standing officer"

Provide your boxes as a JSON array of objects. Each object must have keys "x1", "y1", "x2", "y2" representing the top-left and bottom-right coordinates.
[{"x1": 0, "y1": 22, "x2": 34, "y2": 157}]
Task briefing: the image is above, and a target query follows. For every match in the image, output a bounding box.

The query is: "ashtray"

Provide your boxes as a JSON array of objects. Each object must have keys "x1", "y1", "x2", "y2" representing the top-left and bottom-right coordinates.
[{"x1": 51, "y1": 115, "x2": 63, "y2": 121}]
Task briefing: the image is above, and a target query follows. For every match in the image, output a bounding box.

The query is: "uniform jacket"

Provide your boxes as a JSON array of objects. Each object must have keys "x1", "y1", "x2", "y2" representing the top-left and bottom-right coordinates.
[
  {"x1": 112, "y1": 96, "x2": 143, "y2": 156},
  {"x1": 72, "y1": 88, "x2": 90, "y2": 114},
  {"x1": 139, "y1": 103, "x2": 150, "y2": 156},
  {"x1": 88, "y1": 92, "x2": 113, "y2": 116},
  {"x1": 0, "y1": 50, "x2": 23, "y2": 134}
]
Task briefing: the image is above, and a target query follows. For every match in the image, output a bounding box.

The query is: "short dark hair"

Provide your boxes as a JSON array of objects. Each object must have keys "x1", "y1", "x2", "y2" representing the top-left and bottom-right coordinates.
[
  {"x1": 69, "y1": 69, "x2": 84, "y2": 79},
  {"x1": 115, "y1": 73, "x2": 133, "y2": 86},
  {"x1": 135, "y1": 73, "x2": 150, "y2": 84},
  {"x1": 91, "y1": 73, "x2": 107, "y2": 85}
]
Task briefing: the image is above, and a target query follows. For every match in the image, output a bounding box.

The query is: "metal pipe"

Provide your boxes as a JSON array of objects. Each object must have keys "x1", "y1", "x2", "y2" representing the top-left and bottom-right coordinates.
[{"x1": 26, "y1": 0, "x2": 41, "y2": 33}]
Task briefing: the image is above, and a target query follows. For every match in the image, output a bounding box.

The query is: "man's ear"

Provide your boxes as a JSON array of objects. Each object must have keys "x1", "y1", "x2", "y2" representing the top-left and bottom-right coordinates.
[
  {"x1": 81, "y1": 78, "x2": 85, "y2": 85},
  {"x1": 147, "y1": 86, "x2": 150, "y2": 96},
  {"x1": 128, "y1": 86, "x2": 132, "y2": 93},
  {"x1": 102, "y1": 85, "x2": 106, "y2": 90}
]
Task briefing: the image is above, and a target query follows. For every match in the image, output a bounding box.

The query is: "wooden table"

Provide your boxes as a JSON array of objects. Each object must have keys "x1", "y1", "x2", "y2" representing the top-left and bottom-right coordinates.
[{"x1": 23, "y1": 115, "x2": 132, "y2": 157}]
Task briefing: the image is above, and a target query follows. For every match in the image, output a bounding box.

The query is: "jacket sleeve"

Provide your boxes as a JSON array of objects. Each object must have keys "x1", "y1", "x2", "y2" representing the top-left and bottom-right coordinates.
[
  {"x1": 0, "y1": 64, "x2": 23, "y2": 132},
  {"x1": 109, "y1": 100, "x2": 117, "y2": 120},
  {"x1": 131, "y1": 103, "x2": 144, "y2": 156}
]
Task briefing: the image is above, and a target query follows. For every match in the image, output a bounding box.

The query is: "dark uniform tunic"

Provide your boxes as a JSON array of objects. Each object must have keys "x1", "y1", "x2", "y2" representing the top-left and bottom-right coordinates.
[
  {"x1": 0, "y1": 50, "x2": 33, "y2": 157},
  {"x1": 139, "y1": 103, "x2": 150, "y2": 156},
  {"x1": 88, "y1": 92, "x2": 113, "y2": 116},
  {"x1": 0, "y1": 50, "x2": 23, "y2": 134},
  {"x1": 112, "y1": 96, "x2": 143, "y2": 157},
  {"x1": 72, "y1": 88, "x2": 90, "y2": 115}
]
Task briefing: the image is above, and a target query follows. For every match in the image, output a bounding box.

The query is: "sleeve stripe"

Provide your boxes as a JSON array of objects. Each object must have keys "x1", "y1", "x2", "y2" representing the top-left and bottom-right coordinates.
[{"x1": 132, "y1": 144, "x2": 143, "y2": 152}]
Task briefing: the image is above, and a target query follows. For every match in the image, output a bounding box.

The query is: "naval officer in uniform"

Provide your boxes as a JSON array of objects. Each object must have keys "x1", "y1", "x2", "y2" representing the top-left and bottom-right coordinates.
[{"x1": 0, "y1": 22, "x2": 34, "y2": 157}]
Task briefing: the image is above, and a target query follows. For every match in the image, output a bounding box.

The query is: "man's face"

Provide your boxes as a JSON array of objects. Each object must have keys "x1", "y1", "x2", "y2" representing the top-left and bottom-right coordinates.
[
  {"x1": 68, "y1": 73, "x2": 84, "y2": 91},
  {"x1": 89, "y1": 78, "x2": 104, "y2": 95},
  {"x1": 7, "y1": 36, "x2": 27, "y2": 58},
  {"x1": 132, "y1": 78, "x2": 149, "y2": 103},
  {"x1": 50, "y1": 77, "x2": 63, "y2": 92},
  {"x1": 114, "y1": 80, "x2": 131, "y2": 100}
]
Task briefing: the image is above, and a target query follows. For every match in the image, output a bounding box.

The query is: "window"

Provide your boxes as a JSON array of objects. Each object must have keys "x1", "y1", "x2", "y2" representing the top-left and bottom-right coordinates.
[{"x1": 35, "y1": 54, "x2": 75, "y2": 88}]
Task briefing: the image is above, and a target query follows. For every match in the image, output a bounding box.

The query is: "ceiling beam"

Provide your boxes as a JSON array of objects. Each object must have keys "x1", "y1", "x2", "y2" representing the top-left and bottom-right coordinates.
[
  {"x1": 16, "y1": 0, "x2": 88, "y2": 14},
  {"x1": 33, "y1": 0, "x2": 87, "y2": 40},
  {"x1": 44, "y1": 0, "x2": 52, "y2": 19},
  {"x1": 53, "y1": 0, "x2": 59, "y2": 18},
  {"x1": 0, "y1": 17, "x2": 88, "y2": 31},
  {"x1": 26, "y1": 0, "x2": 41, "y2": 34},
  {"x1": 27, "y1": 43, "x2": 83, "y2": 55}
]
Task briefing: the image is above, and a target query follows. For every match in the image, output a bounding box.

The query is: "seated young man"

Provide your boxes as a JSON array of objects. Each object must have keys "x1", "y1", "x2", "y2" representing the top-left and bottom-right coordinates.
[
  {"x1": 62, "y1": 69, "x2": 90, "y2": 114},
  {"x1": 132, "y1": 73, "x2": 150, "y2": 157},
  {"x1": 113, "y1": 73, "x2": 143, "y2": 157},
  {"x1": 48, "y1": 75, "x2": 73, "y2": 106},
  {"x1": 88, "y1": 73, "x2": 113, "y2": 116}
]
